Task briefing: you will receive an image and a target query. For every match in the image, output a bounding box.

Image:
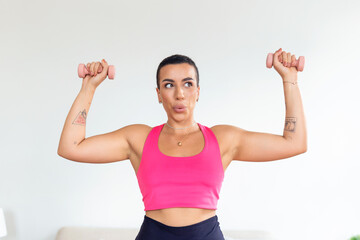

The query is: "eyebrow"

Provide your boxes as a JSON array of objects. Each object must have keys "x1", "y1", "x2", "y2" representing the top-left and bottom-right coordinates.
[{"x1": 161, "y1": 77, "x2": 194, "y2": 83}]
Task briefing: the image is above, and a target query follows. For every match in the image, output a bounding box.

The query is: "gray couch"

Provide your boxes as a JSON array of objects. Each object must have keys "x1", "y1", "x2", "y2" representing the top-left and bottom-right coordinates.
[{"x1": 55, "y1": 226, "x2": 277, "y2": 240}]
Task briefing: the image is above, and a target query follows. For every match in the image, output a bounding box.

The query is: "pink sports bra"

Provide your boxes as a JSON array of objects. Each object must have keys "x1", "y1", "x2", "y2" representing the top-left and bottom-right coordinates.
[{"x1": 136, "y1": 123, "x2": 224, "y2": 211}]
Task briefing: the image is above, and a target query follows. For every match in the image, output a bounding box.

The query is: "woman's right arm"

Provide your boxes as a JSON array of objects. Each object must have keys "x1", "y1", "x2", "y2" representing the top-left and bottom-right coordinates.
[
  {"x1": 57, "y1": 86, "x2": 95, "y2": 158},
  {"x1": 57, "y1": 59, "x2": 131, "y2": 163}
]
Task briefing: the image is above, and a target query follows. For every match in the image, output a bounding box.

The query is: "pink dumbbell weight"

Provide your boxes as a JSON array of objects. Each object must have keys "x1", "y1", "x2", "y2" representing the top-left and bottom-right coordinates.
[
  {"x1": 266, "y1": 53, "x2": 305, "y2": 72},
  {"x1": 78, "y1": 63, "x2": 116, "y2": 80}
]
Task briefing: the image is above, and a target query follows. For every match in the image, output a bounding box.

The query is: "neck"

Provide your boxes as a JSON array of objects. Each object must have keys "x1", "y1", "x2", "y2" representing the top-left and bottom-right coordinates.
[{"x1": 164, "y1": 120, "x2": 197, "y2": 134}]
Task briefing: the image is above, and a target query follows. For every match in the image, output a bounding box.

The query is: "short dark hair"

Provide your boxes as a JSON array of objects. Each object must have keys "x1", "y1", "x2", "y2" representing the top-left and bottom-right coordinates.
[{"x1": 156, "y1": 54, "x2": 199, "y2": 90}]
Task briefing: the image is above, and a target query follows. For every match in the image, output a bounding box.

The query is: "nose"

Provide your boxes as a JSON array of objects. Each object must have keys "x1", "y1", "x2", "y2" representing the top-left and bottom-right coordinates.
[{"x1": 175, "y1": 87, "x2": 185, "y2": 100}]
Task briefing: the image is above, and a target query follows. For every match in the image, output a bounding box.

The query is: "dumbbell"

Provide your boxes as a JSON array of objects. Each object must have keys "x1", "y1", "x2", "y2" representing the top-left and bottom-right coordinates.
[
  {"x1": 266, "y1": 53, "x2": 305, "y2": 72},
  {"x1": 78, "y1": 63, "x2": 116, "y2": 80}
]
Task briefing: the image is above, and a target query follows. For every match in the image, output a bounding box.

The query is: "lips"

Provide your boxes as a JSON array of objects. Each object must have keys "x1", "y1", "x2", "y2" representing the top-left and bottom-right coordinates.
[{"x1": 174, "y1": 104, "x2": 186, "y2": 109}]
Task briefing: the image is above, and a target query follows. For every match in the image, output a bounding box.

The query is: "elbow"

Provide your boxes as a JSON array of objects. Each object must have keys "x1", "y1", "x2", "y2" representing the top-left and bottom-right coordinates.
[
  {"x1": 57, "y1": 150, "x2": 67, "y2": 159},
  {"x1": 57, "y1": 146, "x2": 66, "y2": 157},
  {"x1": 299, "y1": 138, "x2": 307, "y2": 153},
  {"x1": 57, "y1": 144, "x2": 76, "y2": 158},
  {"x1": 57, "y1": 148, "x2": 63, "y2": 157},
  {"x1": 57, "y1": 147, "x2": 72, "y2": 159},
  {"x1": 302, "y1": 140, "x2": 308, "y2": 153},
  {"x1": 57, "y1": 150, "x2": 76, "y2": 162},
  {"x1": 299, "y1": 145, "x2": 307, "y2": 154}
]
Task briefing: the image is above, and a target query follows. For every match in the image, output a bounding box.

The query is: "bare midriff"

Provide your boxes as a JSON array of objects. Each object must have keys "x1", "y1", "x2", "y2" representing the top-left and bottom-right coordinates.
[{"x1": 145, "y1": 207, "x2": 216, "y2": 227}]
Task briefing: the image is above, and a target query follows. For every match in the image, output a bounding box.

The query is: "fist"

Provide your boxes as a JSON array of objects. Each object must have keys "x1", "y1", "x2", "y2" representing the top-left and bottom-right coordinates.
[
  {"x1": 272, "y1": 48, "x2": 298, "y2": 79},
  {"x1": 82, "y1": 59, "x2": 109, "y2": 89}
]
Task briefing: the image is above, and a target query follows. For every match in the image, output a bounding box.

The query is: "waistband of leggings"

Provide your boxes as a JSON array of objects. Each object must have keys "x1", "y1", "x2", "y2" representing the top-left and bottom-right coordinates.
[{"x1": 143, "y1": 214, "x2": 218, "y2": 231}]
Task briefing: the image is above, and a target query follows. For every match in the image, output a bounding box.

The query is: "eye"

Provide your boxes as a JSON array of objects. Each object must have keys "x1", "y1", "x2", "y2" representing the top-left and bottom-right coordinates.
[
  {"x1": 164, "y1": 82, "x2": 193, "y2": 88},
  {"x1": 164, "y1": 83, "x2": 172, "y2": 88}
]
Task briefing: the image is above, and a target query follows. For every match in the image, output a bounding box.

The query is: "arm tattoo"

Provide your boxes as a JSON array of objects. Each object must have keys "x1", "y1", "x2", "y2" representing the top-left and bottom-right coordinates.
[
  {"x1": 72, "y1": 109, "x2": 87, "y2": 126},
  {"x1": 284, "y1": 117, "x2": 297, "y2": 132}
]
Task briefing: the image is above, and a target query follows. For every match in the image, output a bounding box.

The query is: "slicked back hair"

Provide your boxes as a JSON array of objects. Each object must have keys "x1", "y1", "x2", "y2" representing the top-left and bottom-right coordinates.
[{"x1": 156, "y1": 54, "x2": 199, "y2": 90}]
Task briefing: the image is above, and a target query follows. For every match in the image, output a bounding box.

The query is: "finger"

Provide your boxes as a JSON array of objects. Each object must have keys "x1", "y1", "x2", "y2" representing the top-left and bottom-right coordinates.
[
  {"x1": 287, "y1": 52, "x2": 291, "y2": 67},
  {"x1": 86, "y1": 63, "x2": 91, "y2": 73},
  {"x1": 274, "y1": 48, "x2": 282, "y2": 56},
  {"x1": 282, "y1": 51, "x2": 287, "y2": 66},
  {"x1": 101, "y1": 58, "x2": 108, "y2": 69},
  {"x1": 274, "y1": 48, "x2": 282, "y2": 62},
  {"x1": 291, "y1": 55, "x2": 296, "y2": 66},
  {"x1": 90, "y1": 62, "x2": 95, "y2": 76},
  {"x1": 94, "y1": 62, "x2": 100, "y2": 76},
  {"x1": 83, "y1": 73, "x2": 91, "y2": 81},
  {"x1": 275, "y1": 48, "x2": 282, "y2": 62}
]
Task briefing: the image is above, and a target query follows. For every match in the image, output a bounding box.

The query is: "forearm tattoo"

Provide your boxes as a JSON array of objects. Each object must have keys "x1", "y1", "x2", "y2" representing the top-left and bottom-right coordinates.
[
  {"x1": 72, "y1": 109, "x2": 87, "y2": 126},
  {"x1": 284, "y1": 117, "x2": 297, "y2": 132}
]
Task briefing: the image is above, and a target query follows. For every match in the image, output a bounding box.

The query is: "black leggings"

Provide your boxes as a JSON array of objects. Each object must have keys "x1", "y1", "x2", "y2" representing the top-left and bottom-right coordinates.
[{"x1": 135, "y1": 215, "x2": 225, "y2": 240}]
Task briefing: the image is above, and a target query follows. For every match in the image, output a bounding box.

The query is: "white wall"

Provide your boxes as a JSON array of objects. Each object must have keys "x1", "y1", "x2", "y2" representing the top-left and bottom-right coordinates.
[{"x1": 1, "y1": 0, "x2": 359, "y2": 239}]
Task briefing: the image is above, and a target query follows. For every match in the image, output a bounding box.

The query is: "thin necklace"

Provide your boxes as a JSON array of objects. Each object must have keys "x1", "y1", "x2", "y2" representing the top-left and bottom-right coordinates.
[
  {"x1": 166, "y1": 121, "x2": 196, "y2": 130},
  {"x1": 165, "y1": 121, "x2": 197, "y2": 146}
]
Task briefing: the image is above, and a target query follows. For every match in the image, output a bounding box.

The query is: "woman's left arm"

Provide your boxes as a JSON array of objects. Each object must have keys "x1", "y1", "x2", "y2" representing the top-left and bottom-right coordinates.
[
  {"x1": 282, "y1": 76, "x2": 307, "y2": 150},
  {"x1": 277, "y1": 48, "x2": 307, "y2": 150},
  {"x1": 224, "y1": 48, "x2": 307, "y2": 162}
]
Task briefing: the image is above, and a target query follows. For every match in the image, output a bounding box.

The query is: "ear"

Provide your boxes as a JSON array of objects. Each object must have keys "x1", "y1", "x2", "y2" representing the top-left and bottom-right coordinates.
[{"x1": 156, "y1": 87, "x2": 161, "y2": 102}]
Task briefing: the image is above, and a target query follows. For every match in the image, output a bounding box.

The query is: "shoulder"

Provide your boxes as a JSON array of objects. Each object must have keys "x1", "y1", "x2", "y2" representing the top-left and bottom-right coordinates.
[
  {"x1": 121, "y1": 124, "x2": 153, "y2": 140},
  {"x1": 210, "y1": 124, "x2": 246, "y2": 154},
  {"x1": 112, "y1": 124, "x2": 152, "y2": 144},
  {"x1": 121, "y1": 123, "x2": 160, "y2": 146},
  {"x1": 210, "y1": 124, "x2": 245, "y2": 137},
  {"x1": 118, "y1": 124, "x2": 153, "y2": 156},
  {"x1": 123, "y1": 123, "x2": 153, "y2": 132}
]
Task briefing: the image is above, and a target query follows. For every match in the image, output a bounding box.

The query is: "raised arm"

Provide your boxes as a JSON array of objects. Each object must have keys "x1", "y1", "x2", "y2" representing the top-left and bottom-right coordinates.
[
  {"x1": 57, "y1": 86, "x2": 95, "y2": 157},
  {"x1": 278, "y1": 48, "x2": 307, "y2": 149},
  {"x1": 281, "y1": 75, "x2": 307, "y2": 149},
  {"x1": 227, "y1": 78, "x2": 307, "y2": 162},
  {"x1": 222, "y1": 48, "x2": 307, "y2": 162},
  {"x1": 57, "y1": 59, "x2": 131, "y2": 163}
]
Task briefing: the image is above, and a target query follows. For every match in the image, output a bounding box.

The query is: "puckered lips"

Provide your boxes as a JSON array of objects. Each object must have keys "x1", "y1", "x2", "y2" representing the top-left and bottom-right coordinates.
[{"x1": 173, "y1": 104, "x2": 186, "y2": 113}]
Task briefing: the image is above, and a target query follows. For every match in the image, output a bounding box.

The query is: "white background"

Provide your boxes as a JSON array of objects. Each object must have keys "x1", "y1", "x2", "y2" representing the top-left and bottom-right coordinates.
[{"x1": 1, "y1": 0, "x2": 359, "y2": 239}]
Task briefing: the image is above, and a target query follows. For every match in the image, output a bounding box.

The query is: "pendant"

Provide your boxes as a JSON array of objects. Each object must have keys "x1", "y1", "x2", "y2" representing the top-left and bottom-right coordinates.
[{"x1": 178, "y1": 142, "x2": 182, "y2": 146}]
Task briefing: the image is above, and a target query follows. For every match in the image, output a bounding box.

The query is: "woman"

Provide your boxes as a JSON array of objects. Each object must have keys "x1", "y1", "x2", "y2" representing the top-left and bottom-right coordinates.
[{"x1": 57, "y1": 48, "x2": 307, "y2": 240}]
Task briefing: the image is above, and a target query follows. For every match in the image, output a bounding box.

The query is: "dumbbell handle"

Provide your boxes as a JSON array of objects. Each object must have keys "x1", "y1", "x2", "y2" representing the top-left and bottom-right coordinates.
[
  {"x1": 78, "y1": 64, "x2": 116, "y2": 80},
  {"x1": 266, "y1": 53, "x2": 305, "y2": 72}
]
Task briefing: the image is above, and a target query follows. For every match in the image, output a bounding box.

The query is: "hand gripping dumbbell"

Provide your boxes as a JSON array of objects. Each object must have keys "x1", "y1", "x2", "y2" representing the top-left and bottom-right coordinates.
[
  {"x1": 266, "y1": 53, "x2": 305, "y2": 72},
  {"x1": 78, "y1": 63, "x2": 116, "y2": 80}
]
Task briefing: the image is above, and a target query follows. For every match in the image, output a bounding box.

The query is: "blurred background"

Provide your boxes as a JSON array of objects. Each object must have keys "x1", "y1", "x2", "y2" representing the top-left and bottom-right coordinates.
[{"x1": 1, "y1": 0, "x2": 359, "y2": 239}]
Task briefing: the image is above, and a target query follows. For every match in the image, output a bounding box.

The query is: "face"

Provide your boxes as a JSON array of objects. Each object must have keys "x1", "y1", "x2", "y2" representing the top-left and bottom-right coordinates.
[{"x1": 156, "y1": 63, "x2": 200, "y2": 121}]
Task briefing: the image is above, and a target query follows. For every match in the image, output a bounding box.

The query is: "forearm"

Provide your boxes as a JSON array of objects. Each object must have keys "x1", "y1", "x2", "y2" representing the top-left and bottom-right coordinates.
[
  {"x1": 57, "y1": 86, "x2": 96, "y2": 156},
  {"x1": 282, "y1": 77, "x2": 307, "y2": 150}
]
